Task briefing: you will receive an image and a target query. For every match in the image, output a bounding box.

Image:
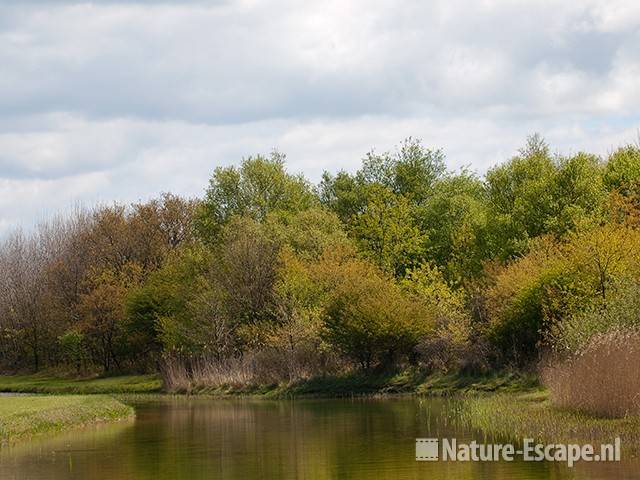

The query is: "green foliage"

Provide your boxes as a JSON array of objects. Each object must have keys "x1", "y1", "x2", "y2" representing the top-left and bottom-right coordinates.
[
  {"x1": 604, "y1": 145, "x2": 640, "y2": 196},
  {"x1": 5, "y1": 136, "x2": 640, "y2": 383},
  {"x1": 264, "y1": 207, "x2": 347, "y2": 260},
  {"x1": 351, "y1": 185, "x2": 427, "y2": 276},
  {"x1": 196, "y1": 152, "x2": 317, "y2": 242},
  {"x1": 485, "y1": 135, "x2": 607, "y2": 259},
  {"x1": 125, "y1": 244, "x2": 215, "y2": 355},
  {"x1": 57, "y1": 330, "x2": 87, "y2": 374},
  {"x1": 551, "y1": 152, "x2": 605, "y2": 234},
  {"x1": 487, "y1": 225, "x2": 640, "y2": 362},
  {"x1": 416, "y1": 171, "x2": 488, "y2": 280},
  {"x1": 400, "y1": 264, "x2": 474, "y2": 370},
  {"x1": 358, "y1": 137, "x2": 446, "y2": 202},
  {"x1": 550, "y1": 281, "x2": 640, "y2": 355},
  {"x1": 319, "y1": 170, "x2": 367, "y2": 224},
  {"x1": 315, "y1": 252, "x2": 434, "y2": 369}
]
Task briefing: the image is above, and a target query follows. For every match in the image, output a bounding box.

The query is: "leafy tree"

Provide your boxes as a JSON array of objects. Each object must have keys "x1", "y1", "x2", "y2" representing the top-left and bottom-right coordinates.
[
  {"x1": 603, "y1": 145, "x2": 640, "y2": 197},
  {"x1": 400, "y1": 264, "x2": 474, "y2": 371},
  {"x1": 125, "y1": 244, "x2": 214, "y2": 357},
  {"x1": 417, "y1": 171, "x2": 488, "y2": 281},
  {"x1": 58, "y1": 329, "x2": 87, "y2": 374},
  {"x1": 319, "y1": 137, "x2": 446, "y2": 224},
  {"x1": 79, "y1": 264, "x2": 142, "y2": 372},
  {"x1": 350, "y1": 185, "x2": 427, "y2": 277},
  {"x1": 318, "y1": 170, "x2": 367, "y2": 225},
  {"x1": 485, "y1": 135, "x2": 557, "y2": 259},
  {"x1": 264, "y1": 207, "x2": 347, "y2": 261},
  {"x1": 196, "y1": 152, "x2": 317, "y2": 241},
  {"x1": 485, "y1": 135, "x2": 608, "y2": 259},
  {"x1": 550, "y1": 152, "x2": 605, "y2": 235},
  {"x1": 358, "y1": 137, "x2": 446, "y2": 202},
  {"x1": 314, "y1": 251, "x2": 434, "y2": 369}
]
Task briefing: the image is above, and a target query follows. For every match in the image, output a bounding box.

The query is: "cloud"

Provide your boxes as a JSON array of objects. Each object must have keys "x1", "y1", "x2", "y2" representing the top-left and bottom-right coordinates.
[{"x1": 0, "y1": 0, "x2": 639, "y2": 235}]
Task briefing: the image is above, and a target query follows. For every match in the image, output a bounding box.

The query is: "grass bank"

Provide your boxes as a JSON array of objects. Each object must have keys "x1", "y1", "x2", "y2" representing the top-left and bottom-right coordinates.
[
  {"x1": 0, "y1": 395, "x2": 134, "y2": 443},
  {"x1": 173, "y1": 369, "x2": 539, "y2": 398},
  {"x1": 0, "y1": 374, "x2": 161, "y2": 394},
  {"x1": 456, "y1": 390, "x2": 640, "y2": 445},
  {"x1": 0, "y1": 370, "x2": 535, "y2": 397}
]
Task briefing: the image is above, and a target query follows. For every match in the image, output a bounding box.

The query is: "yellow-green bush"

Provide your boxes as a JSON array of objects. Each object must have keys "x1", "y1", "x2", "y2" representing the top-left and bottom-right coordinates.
[{"x1": 487, "y1": 225, "x2": 640, "y2": 362}]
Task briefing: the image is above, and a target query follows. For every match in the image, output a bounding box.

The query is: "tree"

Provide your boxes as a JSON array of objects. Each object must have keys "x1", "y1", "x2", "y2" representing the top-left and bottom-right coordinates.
[
  {"x1": 318, "y1": 170, "x2": 367, "y2": 225},
  {"x1": 196, "y1": 152, "x2": 317, "y2": 242},
  {"x1": 0, "y1": 231, "x2": 49, "y2": 371},
  {"x1": 264, "y1": 207, "x2": 347, "y2": 261},
  {"x1": 485, "y1": 135, "x2": 557, "y2": 259},
  {"x1": 485, "y1": 135, "x2": 608, "y2": 259},
  {"x1": 358, "y1": 137, "x2": 446, "y2": 203},
  {"x1": 604, "y1": 145, "x2": 640, "y2": 197},
  {"x1": 417, "y1": 170, "x2": 488, "y2": 281},
  {"x1": 314, "y1": 251, "x2": 434, "y2": 369},
  {"x1": 550, "y1": 152, "x2": 605, "y2": 235},
  {"x1": 78, "y1": 265, "x2": 142, "y2": 372},
  {"x1": 350, "y1": 185, "x2": 427, "y2": 277}
]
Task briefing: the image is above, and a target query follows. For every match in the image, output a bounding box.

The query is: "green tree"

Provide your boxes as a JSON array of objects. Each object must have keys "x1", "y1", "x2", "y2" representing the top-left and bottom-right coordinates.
[
  {"x1": 350, "y1": 185, "x2": 427, "y2": 277},
  {"x1": 485, "y1": 135, "x2": 557, "y2": 259},
  {"x1": 315, "y1": 253, "x2": 433, "y2": 369},
  {"x1": 196, "y1": 152, "x2": 317, "y2": 242},
  {"x1": 417, "y1": 171, "x2": 488, "y2": 281},
  {"x1": 604, "y1": 145, "x2": 640, "y2": 197},
  {"x1": 358, "y1": 137, "x2": 446, "y2": 202}
]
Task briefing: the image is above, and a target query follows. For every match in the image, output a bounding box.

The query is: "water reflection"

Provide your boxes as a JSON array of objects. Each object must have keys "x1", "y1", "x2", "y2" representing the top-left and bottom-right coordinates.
[{"x1": 1, "y1": 397, "x2": 638, "y2": 479}]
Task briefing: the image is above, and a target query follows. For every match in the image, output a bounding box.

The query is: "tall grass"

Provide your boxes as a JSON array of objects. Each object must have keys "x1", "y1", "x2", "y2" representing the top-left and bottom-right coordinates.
[
  {"x1": 543, "y1": 330, "x2": 640, "y2": 418},
  {"x1": 160, "y1": 350, "x2": 339, "y2": 393},
  {"x1": 456, "y1": 391, "x2": 640, "y2": 445}
]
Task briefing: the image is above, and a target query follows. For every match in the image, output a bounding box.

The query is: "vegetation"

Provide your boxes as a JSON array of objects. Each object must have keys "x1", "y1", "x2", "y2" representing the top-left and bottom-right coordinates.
[
  {"x1": 2, "y1": 136, "x2": 640, "y2": 418},
  {"x1": 543, "y1": 331, "x2": 640, "y2": 417},
  {"x1": 0, "y1": 395, "x2": 133, "y2": 442},
  {"x1": 456, "y1": 391, "x2": 640, "y2": 446},
  {"x1": 0, "y1": 374, "x2": 161, "y2": 394}
]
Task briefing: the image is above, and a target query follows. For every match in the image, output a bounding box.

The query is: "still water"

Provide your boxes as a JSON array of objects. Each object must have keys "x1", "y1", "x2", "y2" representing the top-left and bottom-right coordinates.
[{"x1": 1, "y1": 397, "x2": 638, "y2": 479}]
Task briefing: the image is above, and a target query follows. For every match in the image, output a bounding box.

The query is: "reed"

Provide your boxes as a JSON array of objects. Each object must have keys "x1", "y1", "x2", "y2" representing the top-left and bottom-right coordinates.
[{"x1": 543, "y1": 330, "x2": 640, "y2": 418}]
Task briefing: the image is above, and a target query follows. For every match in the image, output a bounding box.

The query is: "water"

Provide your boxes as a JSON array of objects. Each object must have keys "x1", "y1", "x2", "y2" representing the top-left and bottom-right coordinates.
[{"x1": 1, "y1": 397, "x2": 638, "y2": 479}]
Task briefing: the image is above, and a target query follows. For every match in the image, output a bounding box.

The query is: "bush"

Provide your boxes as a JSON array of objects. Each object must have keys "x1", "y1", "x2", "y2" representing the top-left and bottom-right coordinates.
[
  {"x1": 400, "y1": 264, "x2": 478, "y2": 372},
  {"x1": 549, "y1": 280, "x2": 640, "y2": 354},
  {"x1": 315, "y1": 251, "x2": 434, "y2": 369},
  {"x1": 487, "y1": 225, "x2": 640, "y2": 363}
]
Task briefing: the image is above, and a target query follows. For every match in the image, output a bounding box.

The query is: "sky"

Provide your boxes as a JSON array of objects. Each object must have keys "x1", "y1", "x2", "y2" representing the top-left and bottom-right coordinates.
[{"x1": 1, "y1": 0, "x2": 639, "y2": 235}]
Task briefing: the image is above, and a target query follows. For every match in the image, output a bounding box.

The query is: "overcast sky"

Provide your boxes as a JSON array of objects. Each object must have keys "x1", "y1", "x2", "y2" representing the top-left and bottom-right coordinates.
[{"x1": 1, "y1": 0, "x2": 639, "y2": 234}]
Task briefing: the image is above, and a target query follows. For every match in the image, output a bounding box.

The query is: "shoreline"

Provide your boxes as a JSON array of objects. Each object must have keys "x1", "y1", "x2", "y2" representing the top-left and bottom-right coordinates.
[
  {"x1": 1, "y1": 372, "x2": 637, "y2": 448},
  {"x1": 0, "y1": 395, "x2": 134, "y2": 445}
]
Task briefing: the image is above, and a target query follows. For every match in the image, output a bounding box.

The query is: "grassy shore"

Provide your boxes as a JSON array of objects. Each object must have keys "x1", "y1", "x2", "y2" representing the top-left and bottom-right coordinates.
[
  {"x1": 455, "y1": 390, "x2": 640, "y2": 445},
  {"x1": 2, "y1": 371, "x2": 635, "y2": 448},
  {"x1": 163, "y1": 369, "x2": 539, "y2": 398},
  {"x1": 0, "y1": 374, "x2": 161, "y2": 394},
  {"x1": 0, "y1": 370, "x2": 536, "y2": 397},
  {"x1": 0, "y1": 395, "x2": 134, "y2": 443}
]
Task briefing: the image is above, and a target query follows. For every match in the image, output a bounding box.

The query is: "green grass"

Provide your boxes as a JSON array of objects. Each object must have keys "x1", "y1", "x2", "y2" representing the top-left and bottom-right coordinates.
[
  {"x1": 0, "y1": 395, "x2": 134, "y2": 443},
  {"x1": 181, "y1": 369, "x2": 538, "y2": 398},
  {"x1": 0, "y1": 370, "x2": 536, "y2": 399},
  {"x1": 0, "y1": 374, "x2": 161, "y2": 394},
  {"x1": 455, "y1": 391, "x2": 640, "y2": 446}
]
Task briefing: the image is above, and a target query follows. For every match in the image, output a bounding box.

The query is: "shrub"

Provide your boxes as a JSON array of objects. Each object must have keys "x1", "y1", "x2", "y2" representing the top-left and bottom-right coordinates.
[
  {"x1": 401, "y1": 264, "x2": 477, "y2": 371},
  {"x1": 487, "y1": 225, "x2": 640, "y2": 363},
  {"x1": 549, "y1": 280, "x2": 640, "y2": 354},
  {"x1": 315, "y1": 251, "x2": 434, "y2": 369}
]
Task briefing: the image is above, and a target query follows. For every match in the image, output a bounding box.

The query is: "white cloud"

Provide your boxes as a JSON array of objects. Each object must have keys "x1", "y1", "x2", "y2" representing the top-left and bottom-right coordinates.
[{"x1": 0, "y1": 0, "x2": 639, "y2": 234}]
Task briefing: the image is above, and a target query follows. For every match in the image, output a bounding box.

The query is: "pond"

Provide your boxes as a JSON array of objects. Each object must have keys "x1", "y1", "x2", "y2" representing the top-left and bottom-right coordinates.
[{"x1": 1, "y1": 397, "x2": 638, "y2": 479}]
